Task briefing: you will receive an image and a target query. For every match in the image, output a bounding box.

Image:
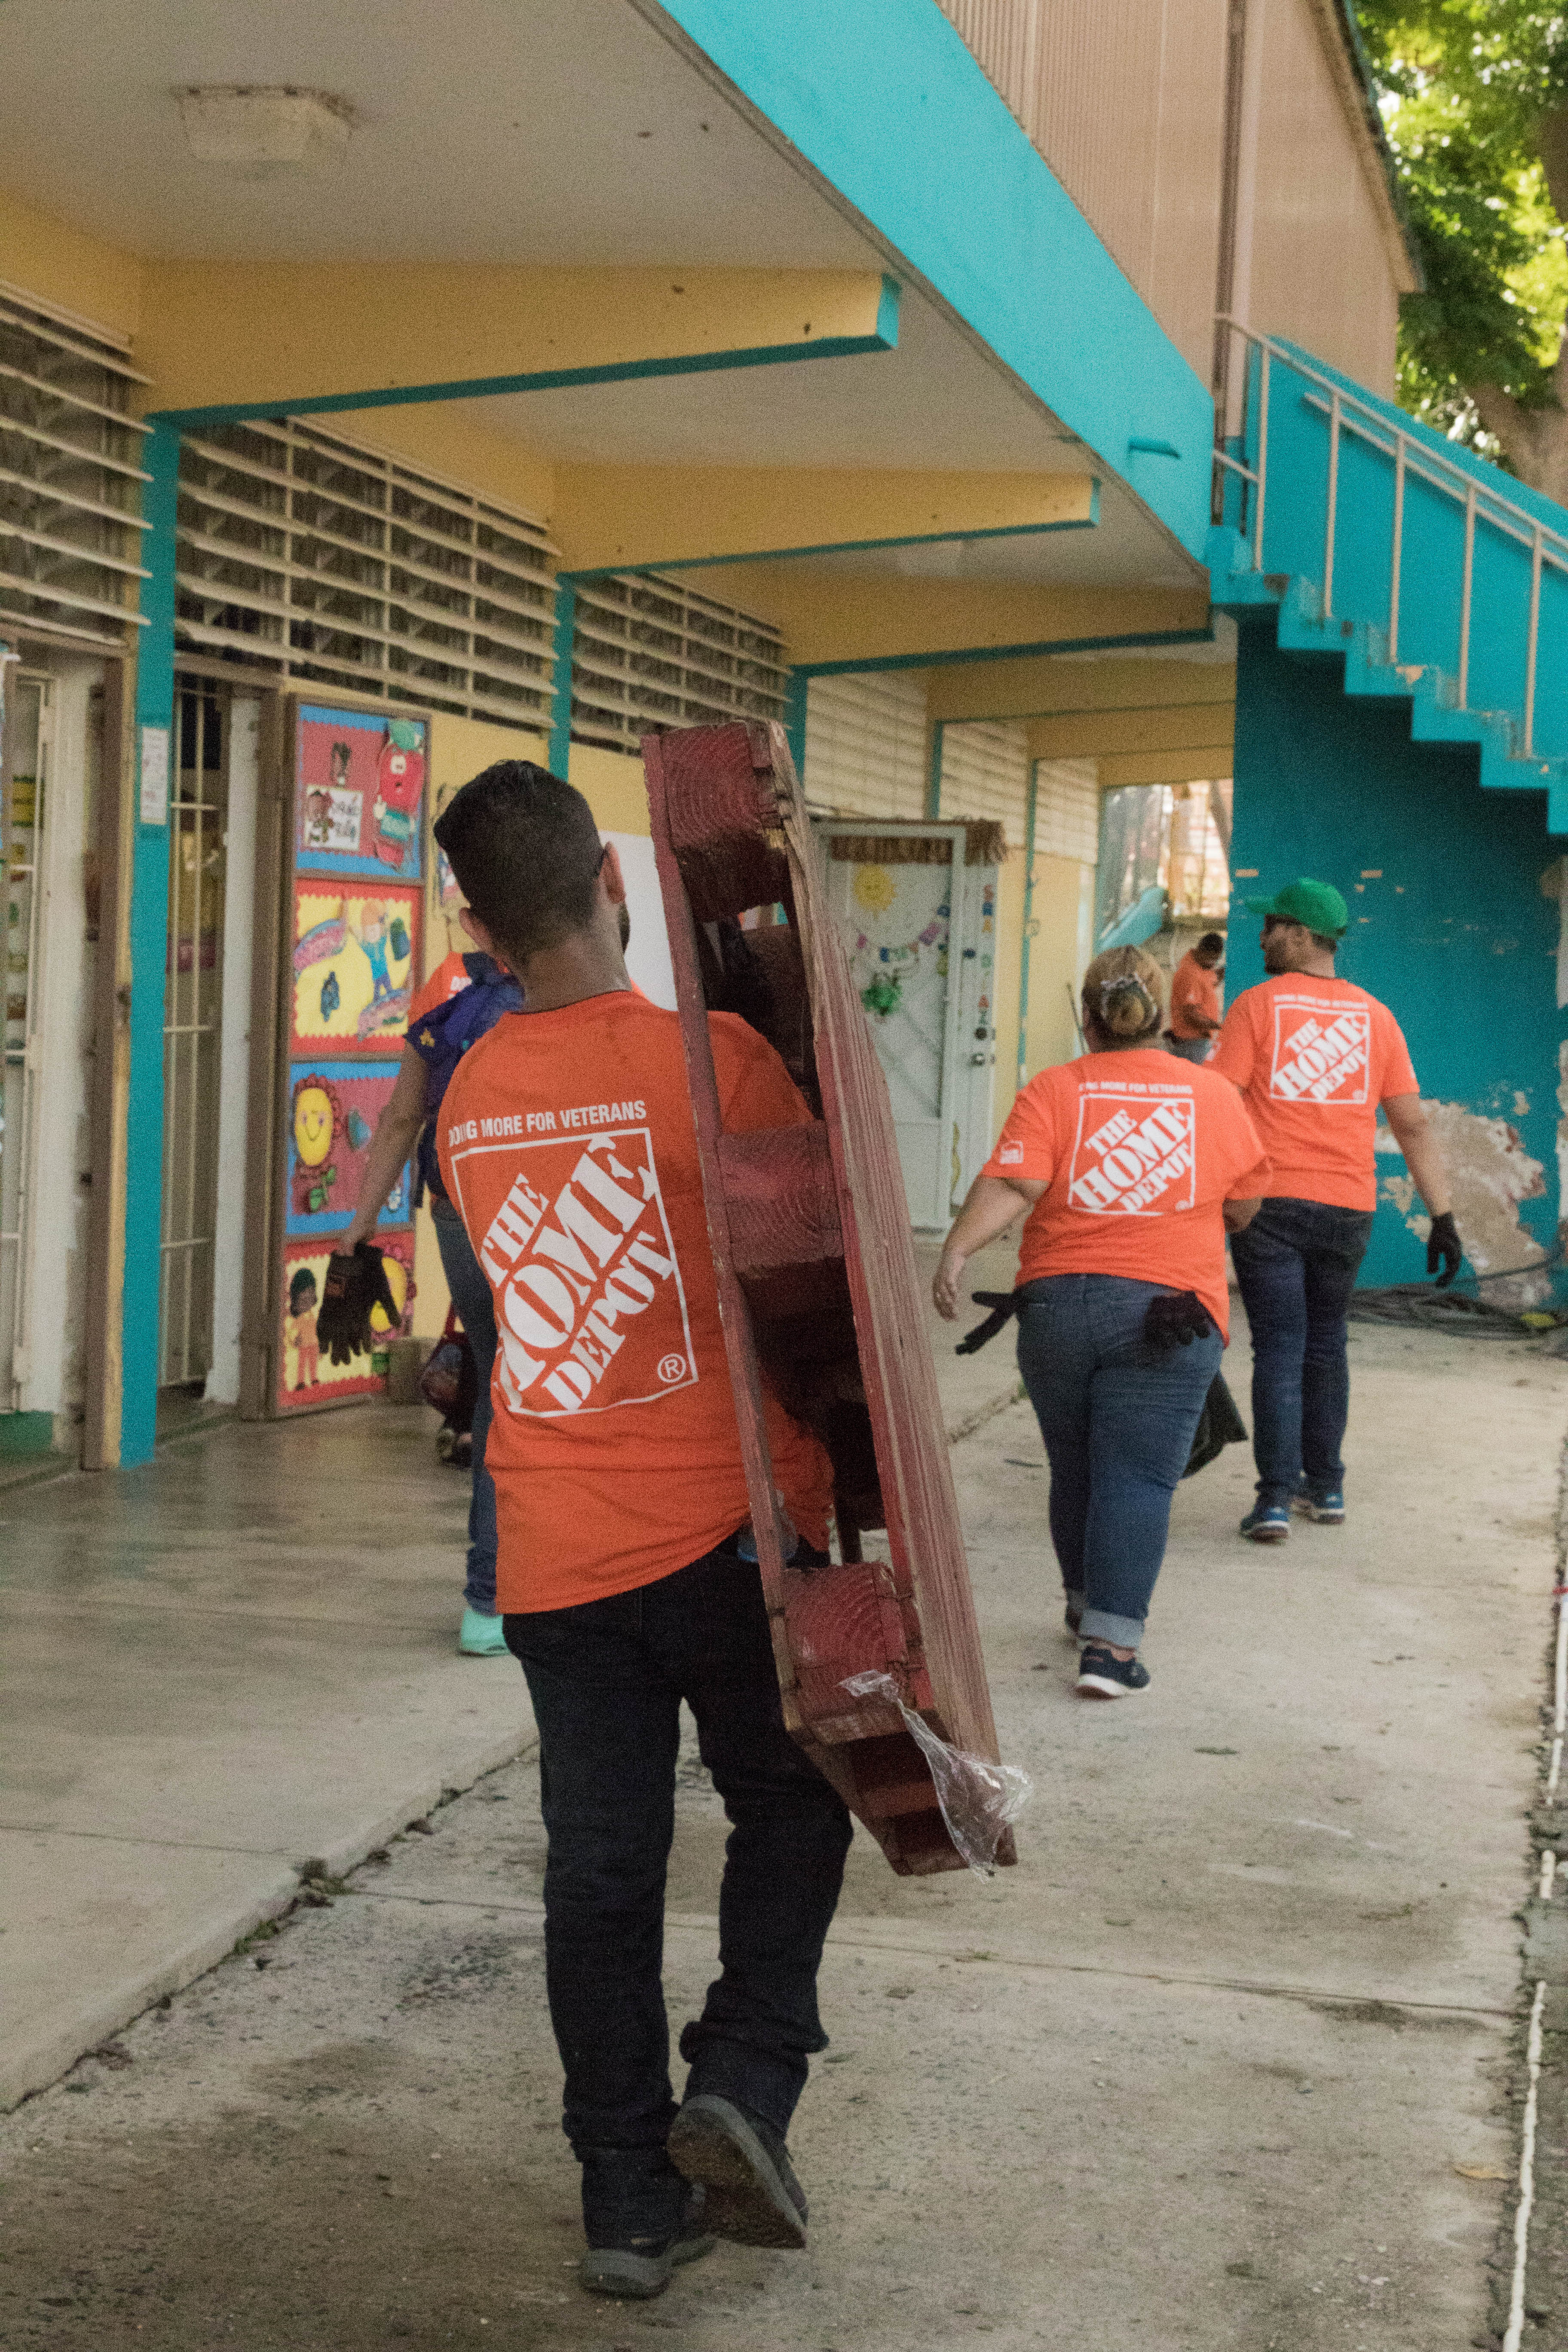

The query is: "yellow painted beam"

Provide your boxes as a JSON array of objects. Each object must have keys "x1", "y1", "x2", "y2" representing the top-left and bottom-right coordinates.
[
  {"x1": 1097, "y1": 747, "x2": 1234, "y2": 787},
  {"x1": 552, "y1": 464, "x2": 1095, "y2": 573},
  {"x1": 1026, "y1": 701, "x2": 1234, "y2": 761},
  {"x1": 714, "y1": 564, "x2": 1210, "y2": 669},
  {"x1": 928, "y1": 655, "x2": 1236, "y2": 723},
  {"x1": 136, "y1": 263, "x2": 895, "y2": 417}
]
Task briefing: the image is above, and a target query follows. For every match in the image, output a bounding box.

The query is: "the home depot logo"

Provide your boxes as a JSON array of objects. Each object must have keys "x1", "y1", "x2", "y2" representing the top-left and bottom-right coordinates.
[
  {"x1": 1269, "y1": 998, "x2": 1371, "y2": 1105},
  {"x1": 448, "y1": 1127, "x2": 696, "y2": 1417},
  {"x1": 1067, "y1": 1085, "x2": 1197, "y2": 1216}
]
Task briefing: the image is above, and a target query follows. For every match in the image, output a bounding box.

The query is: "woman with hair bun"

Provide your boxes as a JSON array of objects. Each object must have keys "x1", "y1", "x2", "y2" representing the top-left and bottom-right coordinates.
[{"x1": 934, "y1": 946, "x2": 1269, "y2": 1697}]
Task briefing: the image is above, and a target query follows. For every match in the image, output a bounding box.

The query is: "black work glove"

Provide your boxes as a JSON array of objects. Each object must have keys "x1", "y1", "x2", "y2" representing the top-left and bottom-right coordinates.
[
  {"x1": 1144, "y1": 1289, "x2": 1216, "y2": 1348},
  {"x1": 1426, "y1": 1210, "x2": 1462, "y2": 1289},
  {"x1": 317, "y1": 1242, "x2": 401, "y2": 1366}
]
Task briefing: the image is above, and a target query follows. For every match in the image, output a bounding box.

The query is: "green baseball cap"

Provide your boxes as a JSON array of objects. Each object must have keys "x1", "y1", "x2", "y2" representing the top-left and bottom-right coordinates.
[{"x1": 1241, "y1": 877, "x2": 1349, "y2": 938}]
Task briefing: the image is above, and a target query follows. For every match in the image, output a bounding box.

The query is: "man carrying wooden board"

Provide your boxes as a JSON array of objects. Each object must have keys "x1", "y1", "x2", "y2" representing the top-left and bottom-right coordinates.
[{"x1": 429, "y1": 760, "x2": 850, "y2": 2302}]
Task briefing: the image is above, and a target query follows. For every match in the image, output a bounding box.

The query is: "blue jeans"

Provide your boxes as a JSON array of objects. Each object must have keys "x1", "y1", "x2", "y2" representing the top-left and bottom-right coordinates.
[
  {"x1": 1227, "y1": 1197, "x2": 1374, "y2": 1504},
  {"x1": 432, "y1": 1197, "x2": 498, "y2": 1614},
  {"x1": 1015, "y1": 1274, "x2": 1223, "y2": 1649},
  {"x1": 506, "y1": 1544, "x2": 852, "y2": 2168}
]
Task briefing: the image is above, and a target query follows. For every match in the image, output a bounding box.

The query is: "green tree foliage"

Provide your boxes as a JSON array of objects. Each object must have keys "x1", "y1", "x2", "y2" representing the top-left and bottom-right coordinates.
[{"x1": 1356, "y1": 2, "x2": 1568, "y2": 488}]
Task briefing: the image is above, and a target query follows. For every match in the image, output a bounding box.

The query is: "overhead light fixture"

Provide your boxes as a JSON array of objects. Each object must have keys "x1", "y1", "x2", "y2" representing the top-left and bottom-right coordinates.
[{"x1": 176, "y1": 86, "x2": 355, "y2": 176}]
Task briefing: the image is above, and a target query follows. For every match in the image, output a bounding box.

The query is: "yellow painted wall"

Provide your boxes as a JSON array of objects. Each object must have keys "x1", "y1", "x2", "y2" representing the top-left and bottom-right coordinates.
[
  {"x1": 1023, "y1": 852, "x2": 1096, "y2": 1081},
  {"x1": 928, "y1": 655, "x2": 1236, "y2": 725},
  {"x1": 0, "y1": 187, "x2": 143, "y2": 340}
]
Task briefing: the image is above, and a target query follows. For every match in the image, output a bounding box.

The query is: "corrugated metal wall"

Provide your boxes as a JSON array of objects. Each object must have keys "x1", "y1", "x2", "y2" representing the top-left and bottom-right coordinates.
[
  {"x1": 938, "y1": 720, "x2": 1032, "y2": 845},
  {"x1": 937, "y1": 0, "x2": 1400, "y2": 393},
  {"x1": 937, "y1": 0, "x2": 1228, "y2": 381},
  {"x1": 1244, "y1": 0, "x2": 1400, "y2": 391},
  {"x1": 802, "y1": 672, "x2": 928, "y2": 819}
]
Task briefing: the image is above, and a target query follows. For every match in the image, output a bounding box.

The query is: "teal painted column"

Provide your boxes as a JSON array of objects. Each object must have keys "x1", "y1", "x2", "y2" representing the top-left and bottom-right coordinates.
[
  {"x1": 549, "y1": 581, "x2": 576, "y2": 779},
  {"x1": 121, "y1": 419, "x2": 180, "y2": 1464},
  {"x1": 784, "y1": 669, "x2": 808, "y2": 781},
  {"x1": 925, "y1": 720, "x2": 945, "y2": 820}
]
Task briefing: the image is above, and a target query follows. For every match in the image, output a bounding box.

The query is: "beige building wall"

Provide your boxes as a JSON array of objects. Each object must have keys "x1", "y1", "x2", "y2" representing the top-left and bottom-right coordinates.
[
  {"x1": 937, "y1": 0, "x2": 1412, "y2": 394},
  {"x1": 1241, "y1": 0, "x2": 1405, "y2": 392}
]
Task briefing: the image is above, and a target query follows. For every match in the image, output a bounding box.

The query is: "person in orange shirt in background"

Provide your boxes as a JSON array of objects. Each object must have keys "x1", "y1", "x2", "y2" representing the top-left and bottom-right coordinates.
[
  {"x1": 1166, "y1": 929, "x2": 1225, "y2": 1063},
  {"x1": 934, "y1": 945, "x2": 1269, "y2": 1697},
  {"x1": 432, "y1": 762, "x2": 851, "y2": 2302},
  {"x1": 1208, "y1": 879, "x2": 1461, "y2": 1543}
]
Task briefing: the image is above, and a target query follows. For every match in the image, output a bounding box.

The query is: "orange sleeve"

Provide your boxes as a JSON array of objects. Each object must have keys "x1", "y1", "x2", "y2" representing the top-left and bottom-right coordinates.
[
  {"x1": 1219, "y1": 1089, "x2": 1271, "y2": 1197},
  {"x1": 1374, "y1": 1005, "x2": 1420, "y2": 1102},
  {"x1": 1207, "y1": 995, "x2": 1257, "y2": 1089},
  {"x1": 983, "y1": 1070, "x2": 1063, "y2": 1184},
  {"x1": 711, "y1": 1014, "x2": 814, "y2": 1134}
]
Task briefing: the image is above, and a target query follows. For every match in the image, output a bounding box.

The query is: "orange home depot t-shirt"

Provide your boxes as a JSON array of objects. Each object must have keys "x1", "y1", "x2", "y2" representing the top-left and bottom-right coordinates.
[
  {"x1": 1169, "y1": 951, "x2": 1222, "y2": 1042},
  {"x1": 409, "y1": 949, "x2": 473, "y2": 1025},
  {"x1": 1207, "y1": 974, "x2": 1419, "y2": 1211},
  {"x1": 983, "y1": 1049, "x2": 1270, "y2": 1339},
  {"x1": 437, "y1": 988, "x2": 834, "y2": 1614}
]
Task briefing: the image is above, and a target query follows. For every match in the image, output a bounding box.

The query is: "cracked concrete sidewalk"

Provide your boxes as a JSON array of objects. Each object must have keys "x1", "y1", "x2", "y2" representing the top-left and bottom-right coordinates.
[{"x1": 0, "y1": 1263, "x2": 1562, "y2": 2348}]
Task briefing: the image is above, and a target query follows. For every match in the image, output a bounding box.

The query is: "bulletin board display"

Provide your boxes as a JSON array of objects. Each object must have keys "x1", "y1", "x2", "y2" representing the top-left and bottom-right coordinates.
[
  {"x1": 290, "y1": 878, "x2": 421, "y2": 1057},
  {"x1": 285, "y1": 1059, "x2": 413, "y2": 1240},
  {"x1": 259, "y1": 696, "x2": 432, "y2": 1418},
  {"x1": 276, "y1": 1229, "x2": 415, "y2": 1415},
  {"x1": 294, "y1": 704, "x2": 426, "y2": 881}
]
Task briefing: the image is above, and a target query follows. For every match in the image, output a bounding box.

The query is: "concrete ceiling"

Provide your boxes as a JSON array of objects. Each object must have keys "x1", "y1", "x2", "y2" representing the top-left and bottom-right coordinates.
[{"x1": 0, "y1": 0, "x2": 1207, "y2": 594}]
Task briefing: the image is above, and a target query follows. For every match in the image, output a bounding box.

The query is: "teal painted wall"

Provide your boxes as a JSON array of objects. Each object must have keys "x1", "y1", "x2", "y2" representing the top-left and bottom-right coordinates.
[{"x1": 1231, "y1": 617, "x2": 1565, "y2": 1292}]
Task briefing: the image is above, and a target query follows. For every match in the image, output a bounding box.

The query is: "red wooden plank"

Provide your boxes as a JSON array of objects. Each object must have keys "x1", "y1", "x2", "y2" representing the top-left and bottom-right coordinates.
[{"x1": 642, "y1": 721, "x2": 1015, "y2": 1875}]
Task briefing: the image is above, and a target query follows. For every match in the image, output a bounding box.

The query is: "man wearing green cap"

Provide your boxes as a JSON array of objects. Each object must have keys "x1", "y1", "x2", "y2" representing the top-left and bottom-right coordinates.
[{"x1": 1209, "y1": 879, "x2": 1460, "y2": 1541}]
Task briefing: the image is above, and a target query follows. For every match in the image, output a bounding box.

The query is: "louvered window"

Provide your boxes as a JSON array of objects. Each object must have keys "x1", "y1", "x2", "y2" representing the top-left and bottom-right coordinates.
[
  {"x1": 0, "y1": 286, "x2": 150, "y2": 654},
  {"x1": 938, "y1": 720, "x2": 1031, "y2": 846},
  {"x1": 175, "y1": 419, "x2": 557, "y2": 729},
  {"x1": 802, "y1": 672, "x2": 928, "y2": 819},
  {"x1": 570, "y1": 573, "x2": 786, "y2": 753}
]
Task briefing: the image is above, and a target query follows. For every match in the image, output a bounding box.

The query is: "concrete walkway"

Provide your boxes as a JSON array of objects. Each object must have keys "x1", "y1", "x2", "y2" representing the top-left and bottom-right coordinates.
[
  {"x1": 0, "y1": 1235, "x2": 1021, "y2": 2111},
  {"x1": 0, "y1": 1287, "x2": 1559, "y2": 2347}
]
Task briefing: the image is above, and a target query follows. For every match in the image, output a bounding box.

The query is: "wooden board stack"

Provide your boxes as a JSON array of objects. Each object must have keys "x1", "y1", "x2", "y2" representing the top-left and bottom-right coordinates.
[{"x1": 642, "y1": 718, "x2": 1016, "y2": 1876}]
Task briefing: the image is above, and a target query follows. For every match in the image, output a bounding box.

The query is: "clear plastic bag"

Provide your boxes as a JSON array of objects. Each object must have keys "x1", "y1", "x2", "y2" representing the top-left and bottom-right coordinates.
[{"x1": 840, "y1": 1669, "x2": 1032, "y2": 1877}]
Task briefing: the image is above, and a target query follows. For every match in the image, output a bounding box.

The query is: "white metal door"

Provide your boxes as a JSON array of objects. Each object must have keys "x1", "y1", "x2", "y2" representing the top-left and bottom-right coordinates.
[
  {"x1": 1, "y1": 670, "x2": 48, "y2": 1412},
  {"x1": 818, "y1": 822, "x2": 967, "y2": 1231}
]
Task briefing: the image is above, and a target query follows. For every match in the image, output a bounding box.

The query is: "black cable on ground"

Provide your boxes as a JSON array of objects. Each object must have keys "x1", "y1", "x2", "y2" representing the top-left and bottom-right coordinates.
[{"x1": 1348, "y1": 1240, "x2": 1568, "y2": 1339}]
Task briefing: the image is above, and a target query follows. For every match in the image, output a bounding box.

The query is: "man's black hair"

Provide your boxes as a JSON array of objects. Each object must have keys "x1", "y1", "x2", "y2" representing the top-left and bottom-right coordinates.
[
  {"x1": 1197, "y1": 931, "x2": 1225, "y2": 955},
  {"x1": 432, "y1": 761, "x2": 603, "y2": 964}
]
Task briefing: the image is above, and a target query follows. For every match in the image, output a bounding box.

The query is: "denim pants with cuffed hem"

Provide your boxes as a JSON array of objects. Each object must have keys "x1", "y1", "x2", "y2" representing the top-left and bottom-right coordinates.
[
  {"x1": 1015, "y1": 1274, "x2": 1223, "y2": 1650},
  {"x1": 1228, "y1": 1196, "x2": 1374, "y2": 1505},
  {"x1": 507, "y1": 1544, "x2": 852, "y2": 2162},
  {"x1": 432, "y1": 1196, "x2": 499, "y2": 1614}
]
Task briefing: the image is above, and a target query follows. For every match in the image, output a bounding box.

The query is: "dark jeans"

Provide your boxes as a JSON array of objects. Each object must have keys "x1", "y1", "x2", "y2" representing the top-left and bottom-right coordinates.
[
  {"x1": 1015, "y1": 1274, "x2": 1223, "y2": 1648},
  {"x1": 1228, "y1": 1196, "x2": 1374, "y2": 1503},
  {"x1": 506, "y1": 1545, "x2": 852, "y2": 2166},
  {"x1": 432, "y1": 1197, "x2": 497, "y2": 1614}
]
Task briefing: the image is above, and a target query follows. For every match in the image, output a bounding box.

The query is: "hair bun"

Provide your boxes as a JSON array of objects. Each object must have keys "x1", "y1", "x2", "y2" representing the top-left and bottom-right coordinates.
[{"x1": 1099, "y1": 974, "x2": 1158, "y2": 1036}]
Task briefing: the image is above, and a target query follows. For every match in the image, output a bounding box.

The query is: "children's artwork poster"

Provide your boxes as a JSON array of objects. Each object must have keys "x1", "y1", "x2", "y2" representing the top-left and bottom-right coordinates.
[
  {"x1": 277, "y1": 1230, "x2": 415, "y2": 1415},
  {"x1": 295, "y1": 704, "x2": 426, "y2": 882},
  {"x1": 291, "y1": 880, "x2": 421, "y2": 1056},
  {"x1": 286, "y1": 1059, "x2": 412, "y2": 1239}
]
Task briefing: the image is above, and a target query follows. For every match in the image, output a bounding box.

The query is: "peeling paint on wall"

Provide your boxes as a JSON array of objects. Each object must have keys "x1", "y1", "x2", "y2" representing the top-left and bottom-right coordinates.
[
  {"x1": 1381, "y1": 1099, "x2": 1550, "y2": 1307},
  {"x1": 1540, "y1": 859, "x2": 1568, "y2": 1009}
]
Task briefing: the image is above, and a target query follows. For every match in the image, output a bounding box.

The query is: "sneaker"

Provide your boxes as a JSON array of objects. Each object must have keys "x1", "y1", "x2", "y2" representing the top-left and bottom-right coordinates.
[
  {"x1": 457, "y1": 1605, "x2": 508, "y2": 1657},
  {"x1": 668, "y1": 2094, "x2": 808, "y2": 2250},
  {"x1": 1075, "y1": 1644, "x2": 1152, "y2": 1700},
  {"x1": 1240, "y1": 1501, "x2": 1291, "y2": 1543},
  {"x1": 579, "y1": 2190, "x2": 714, "y2": 2300},
  {"x1": 1292, "y1": 1480, "x2": 1345, "y2": 1524}
]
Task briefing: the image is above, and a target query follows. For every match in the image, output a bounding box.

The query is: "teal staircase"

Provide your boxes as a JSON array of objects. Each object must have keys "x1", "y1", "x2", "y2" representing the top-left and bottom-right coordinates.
[{"x1": 1207, "y1": 334, "x2": 1568, "y2": 833}]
